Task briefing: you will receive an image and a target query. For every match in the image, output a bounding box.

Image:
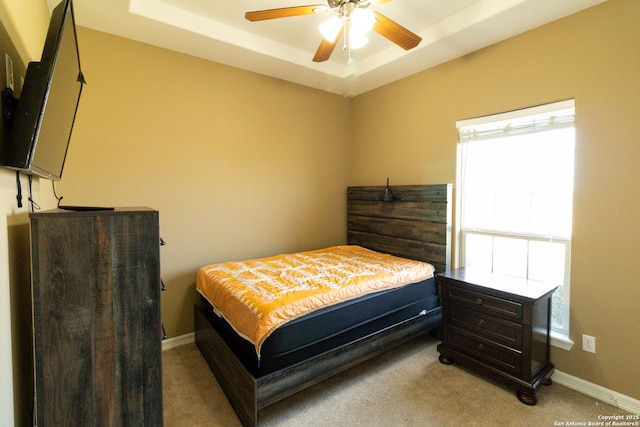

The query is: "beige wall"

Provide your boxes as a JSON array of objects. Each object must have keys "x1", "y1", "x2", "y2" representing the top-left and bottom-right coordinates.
[
  {"x1": 52, "y1": 28, "x2": 352, "y2": 339},
  {"x1": 351, "y1": 0, "x2": 640, "y2": 400},
  {"x1": 2, "y1": 1, "x2": 638, "y2": 423}
]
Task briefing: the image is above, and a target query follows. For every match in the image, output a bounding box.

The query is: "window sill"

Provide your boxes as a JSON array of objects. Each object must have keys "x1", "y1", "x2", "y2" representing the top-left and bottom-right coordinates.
[{"x1": 550, "y1": 330, "x2": 574, "y2": 351}]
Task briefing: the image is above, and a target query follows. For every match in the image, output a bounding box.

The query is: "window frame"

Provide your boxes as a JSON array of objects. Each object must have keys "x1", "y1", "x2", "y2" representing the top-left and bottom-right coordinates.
[
  {"x1": 455, "y1": 100, "x2": 574, "y2": 344},
  {"x1": 459, "y1": 230, "x2": 571, "y2": 335}
]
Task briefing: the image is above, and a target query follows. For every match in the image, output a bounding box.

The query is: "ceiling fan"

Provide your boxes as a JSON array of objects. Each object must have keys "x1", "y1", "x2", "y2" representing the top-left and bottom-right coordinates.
[{"x1": 245, "y1": 0, "x2": 422, "y2": 62}]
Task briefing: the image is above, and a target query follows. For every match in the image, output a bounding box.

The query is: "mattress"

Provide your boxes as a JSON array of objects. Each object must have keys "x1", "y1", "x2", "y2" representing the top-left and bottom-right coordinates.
[
  {"x1": 196, "y1": 245, "x2": 441, "y2": 375},
  {"x1": 199, "y1": 277, "x2": 440, "y2": 375},
  {"x1": 197, "y1": 245, "x2": 434, "y2": 354}
]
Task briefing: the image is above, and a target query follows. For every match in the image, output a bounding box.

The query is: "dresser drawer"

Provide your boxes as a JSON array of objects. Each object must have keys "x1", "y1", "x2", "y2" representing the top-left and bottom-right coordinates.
[
  {"x1": 448, "y1": 285, "x2": 523, "y2": 320},
  {"x1": 447, "y1": 327, "x2": 523, "y2": 377},
  {"x1": 448, "y1": 305, "x2": 523, "y2": 349}
]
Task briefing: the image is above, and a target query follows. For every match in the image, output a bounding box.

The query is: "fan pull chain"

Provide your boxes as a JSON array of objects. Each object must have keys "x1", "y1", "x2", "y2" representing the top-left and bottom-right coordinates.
[{"x1": 345, "y1": 17, "x2": 353, "y2": 63}]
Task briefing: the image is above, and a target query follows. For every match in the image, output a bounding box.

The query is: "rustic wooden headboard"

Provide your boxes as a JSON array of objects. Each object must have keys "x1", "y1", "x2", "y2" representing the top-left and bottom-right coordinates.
[{"x1": 347, "y1": 184, "x2": 452, "y2": 273}]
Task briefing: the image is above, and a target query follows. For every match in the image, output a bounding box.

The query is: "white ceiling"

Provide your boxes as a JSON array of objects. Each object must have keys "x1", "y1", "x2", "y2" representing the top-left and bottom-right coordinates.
[{"x1": 50, "y1": 0, "x2": 606, "y2": 96}]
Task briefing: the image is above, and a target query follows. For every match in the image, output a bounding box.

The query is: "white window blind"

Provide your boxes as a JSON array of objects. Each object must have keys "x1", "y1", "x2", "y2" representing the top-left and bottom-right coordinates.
[{"x1": 458, "y1": 100, "x2": 575, "y2": 143}]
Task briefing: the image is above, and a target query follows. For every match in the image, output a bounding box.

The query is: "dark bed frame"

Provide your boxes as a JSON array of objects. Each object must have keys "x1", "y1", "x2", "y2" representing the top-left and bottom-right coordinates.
[{"x1": 194, "y1": 184, "x2": 452, "y2": 426}]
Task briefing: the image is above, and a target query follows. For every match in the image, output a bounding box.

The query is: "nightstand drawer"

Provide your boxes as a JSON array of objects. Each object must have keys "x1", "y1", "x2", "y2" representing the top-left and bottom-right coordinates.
[
  {"x1": 447, "y1": 327, "x2": 523, "y2": 376},
  {"x1": 448, "y1": 286, "x2": 522, "y2": 320},
  {"x1": 449, "y1": 305, "x2": 523, "y2": 349}
]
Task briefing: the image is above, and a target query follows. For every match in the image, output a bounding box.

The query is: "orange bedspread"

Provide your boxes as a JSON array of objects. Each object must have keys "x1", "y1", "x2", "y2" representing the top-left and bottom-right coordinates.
[{"x1": 196, "y1": 245, "x2": 435, "y2": 357}]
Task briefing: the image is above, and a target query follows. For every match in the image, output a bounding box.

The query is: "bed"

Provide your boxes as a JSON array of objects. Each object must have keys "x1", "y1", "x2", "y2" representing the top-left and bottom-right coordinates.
[{"x1": 194, "y1": 184, "x2": 452, "y2": 426}]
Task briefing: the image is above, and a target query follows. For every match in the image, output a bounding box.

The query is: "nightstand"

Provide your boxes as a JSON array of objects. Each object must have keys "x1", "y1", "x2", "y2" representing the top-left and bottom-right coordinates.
[{"x1": 437, "y1": 267, "x2": 557, "y2": 405}]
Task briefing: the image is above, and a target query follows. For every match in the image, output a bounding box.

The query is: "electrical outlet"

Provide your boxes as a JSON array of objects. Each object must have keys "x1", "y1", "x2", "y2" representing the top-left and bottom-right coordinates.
[
  {"x1": 5, "y1": 53, "x2": 14, "y2": 90},
  {"x1": 582, "y1": 334, "x2": 596, "y2": 353}
]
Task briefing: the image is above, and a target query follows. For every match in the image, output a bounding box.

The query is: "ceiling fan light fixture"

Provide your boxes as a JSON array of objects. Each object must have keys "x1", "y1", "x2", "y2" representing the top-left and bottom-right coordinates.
[
  {"x1": 319, "y1": 16, "x2": 343, "y2": 42},
  {"x1": 351, "y1": 8, "x2": 376, "y2": 34},
  {"x1": 349, "y1": 31, "x2": 369, "y2": 49},
  {"x1": 245, "y1": 0, "x2": 421, "y2": 63}
]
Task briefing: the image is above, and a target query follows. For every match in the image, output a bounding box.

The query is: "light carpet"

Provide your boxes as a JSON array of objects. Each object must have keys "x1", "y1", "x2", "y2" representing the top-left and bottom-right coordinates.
[{"x1": 162, "y1": 336, "x2": 628, "y2": 426}]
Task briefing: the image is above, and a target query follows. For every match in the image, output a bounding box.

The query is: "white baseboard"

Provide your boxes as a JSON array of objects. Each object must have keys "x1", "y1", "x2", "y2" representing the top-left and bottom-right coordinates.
[
  {"x1": 162, "y1": 332, "x2": 195, "y2": 351},
  {"x1": 553, "y1": 370, "x2": 640, "y2": 415},
  {"x1": 161, "y1": 333, "x2": 639, "y2": 415}
]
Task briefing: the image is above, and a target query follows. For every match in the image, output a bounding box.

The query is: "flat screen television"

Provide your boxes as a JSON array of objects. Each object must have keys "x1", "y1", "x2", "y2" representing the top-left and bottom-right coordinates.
[{"x1": 0, "y1": 0, "x2": 84, "y2": 181}]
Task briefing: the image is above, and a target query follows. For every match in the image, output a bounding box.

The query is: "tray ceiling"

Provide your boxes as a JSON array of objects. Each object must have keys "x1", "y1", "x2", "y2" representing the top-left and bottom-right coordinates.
[{"x1": 49, "y1": 0, "x2": 606, "y2": 96}]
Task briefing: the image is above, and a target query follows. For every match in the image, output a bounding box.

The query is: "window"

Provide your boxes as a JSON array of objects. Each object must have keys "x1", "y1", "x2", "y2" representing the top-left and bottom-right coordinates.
[{"x1": 457, "y1": 100, "x2": 575, "y2": 338}]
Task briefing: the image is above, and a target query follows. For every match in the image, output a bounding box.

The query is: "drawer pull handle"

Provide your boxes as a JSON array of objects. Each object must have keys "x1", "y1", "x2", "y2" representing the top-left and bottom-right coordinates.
[
  {"x1": 477, "y1": 343, "x2": 485, "y2": 352},
  {"x1": 476, "y1": 297, "x2": 484, "y2": 305},
  {"x1": 477, "y1": 318, "x2": 486, "y2": 327}
]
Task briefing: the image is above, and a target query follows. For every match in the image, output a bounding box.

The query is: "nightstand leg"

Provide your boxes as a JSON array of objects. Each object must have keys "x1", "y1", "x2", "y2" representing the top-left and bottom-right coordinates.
[
  {"x1": 517, "y1": 391, "x2": 537, "y2": 406},
  {"x1": 438, "y1": 354, "x2": 454, "y2": 365}
]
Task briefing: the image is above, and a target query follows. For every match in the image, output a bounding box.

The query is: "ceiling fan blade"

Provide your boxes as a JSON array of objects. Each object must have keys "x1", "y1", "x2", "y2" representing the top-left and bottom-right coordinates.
[
  {"x1": 372, "y1": 11, "x2": 422, "y2": 50},
  {"x1": 245, "y1": 5, "x2": 327, "y2": 22},
  {"x1": 312, "y1": 27, "x2": 344, "y2": 62}
]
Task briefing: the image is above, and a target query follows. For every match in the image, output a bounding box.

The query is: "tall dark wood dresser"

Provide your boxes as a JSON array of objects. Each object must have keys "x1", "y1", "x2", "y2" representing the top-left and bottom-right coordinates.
[
  {"x1": 437, "y1": 267, "x2": 557, "y2": 405},
  {"x1": 29, "y1": 207, "x2": 163, "y2": 425}
]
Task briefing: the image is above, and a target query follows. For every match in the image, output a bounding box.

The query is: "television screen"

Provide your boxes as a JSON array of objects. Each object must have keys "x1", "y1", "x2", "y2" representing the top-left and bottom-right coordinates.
[{"x1": 0, "y1": 0, "x2": 84, "y2": 181}]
